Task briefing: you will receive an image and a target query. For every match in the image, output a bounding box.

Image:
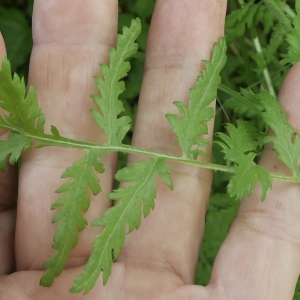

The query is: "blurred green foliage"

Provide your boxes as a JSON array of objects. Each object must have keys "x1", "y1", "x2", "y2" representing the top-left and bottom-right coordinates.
[
  {"x1": 196, "y1": 193, "x2": 239, "y2": 286},
  {"x1": 0, "y1": 0, "x2": 33, "y2": 78},
  {"x1": 1, "y1": 0, "x2": 300, "y2": 298}
]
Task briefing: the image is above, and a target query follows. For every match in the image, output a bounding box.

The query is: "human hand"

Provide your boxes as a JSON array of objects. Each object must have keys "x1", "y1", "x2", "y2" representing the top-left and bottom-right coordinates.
[{"x1": 1, "y1": 1, "x2": 300, "y2": 299}]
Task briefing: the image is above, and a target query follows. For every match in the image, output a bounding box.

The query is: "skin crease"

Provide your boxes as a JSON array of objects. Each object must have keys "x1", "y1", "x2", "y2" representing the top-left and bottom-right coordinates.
[{"x1": 0, "y1": 0, "x2": 300, "y2": 299}]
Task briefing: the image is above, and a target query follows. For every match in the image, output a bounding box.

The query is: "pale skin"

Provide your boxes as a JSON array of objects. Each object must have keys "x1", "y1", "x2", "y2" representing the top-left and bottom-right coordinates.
[{"x1": 0, "y1": 0, "x2": 300, "y2": 299}]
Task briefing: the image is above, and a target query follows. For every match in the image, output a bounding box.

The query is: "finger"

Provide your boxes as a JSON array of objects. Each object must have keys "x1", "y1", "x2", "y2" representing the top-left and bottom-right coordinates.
[
  {"x1": 15, "y1": 0, "x2": 118, "y2": 270},
  {"x1": 208, "y1": 63, "x2": 300, "y2": 299},
  {"x1": 0, "y1": 33, "x2": 17, "y2": 205},
  {"x1": 0, "y1": 32, "x2": 17, "y2": 274},
  {"x1": 118, "y1": 0, "x2": 227, "y2": 284}
]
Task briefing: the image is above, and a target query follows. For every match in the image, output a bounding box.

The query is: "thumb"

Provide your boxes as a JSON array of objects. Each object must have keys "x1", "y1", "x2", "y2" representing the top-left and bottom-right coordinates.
[{"x1": 208, "y1": 63, "x2": 300, "y2": 300}]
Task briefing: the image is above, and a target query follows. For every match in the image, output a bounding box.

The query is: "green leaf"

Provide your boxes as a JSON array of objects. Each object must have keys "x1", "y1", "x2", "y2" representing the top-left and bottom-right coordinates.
[
  {"x1": 166, "y1": 37, "x2": 227, "y2": 159},
  {"x1": 91, "y1": 18, "x2": 141, "y2": 146},
  {"x1": 50, "y1": 125, "x2": 60, "y2": 138},
  {"x1": 257, "y1": 91, "x2": 300, "y2": 176},
  {"x1": 223, "y1": 87, "x2": 264, "y2": 118},
  {"x1": 263, "y1": 0, "x2": 293, "y2": 33},
  {"x1": 0, "y1": 57, "x2": 45, "y2": 134},
  {"x1": 70, "y1": 158, "x2": 172, "y2": 294},
  {"x1": 40, "y1": 149, "x2": 105, "y2": 287},
  {"x1": 265, "y1": 24, "x2": 286, "y2": 65},
  {"x1": 229, "y1": 158, "x2": 272, "y2": 201},
  {"x1": 281, "y1": 0, "x2": 300, "y2": 65},
  {"x1": 0, "y1": 132, "x2": 31, "y2": 171},
  {"x1": 216, "y1": 120, "x2": 272, "y2": 200},
  {"x1": 226, "y1": 0, "x2": 291, "y2": 44},
  {"x1": 225, "y1": 0, "x2": 260, "y2": 43}
]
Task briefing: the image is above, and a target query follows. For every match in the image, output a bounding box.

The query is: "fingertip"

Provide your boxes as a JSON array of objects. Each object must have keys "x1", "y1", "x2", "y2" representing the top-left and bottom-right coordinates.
[{"x1": 32, "y1": 0, "x2": 118, "y2": 46}]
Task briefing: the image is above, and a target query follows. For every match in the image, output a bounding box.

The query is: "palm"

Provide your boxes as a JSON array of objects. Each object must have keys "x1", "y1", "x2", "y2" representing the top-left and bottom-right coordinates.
[{"x1": 1, "y1": 1, "x2": 300, "y2": 300}]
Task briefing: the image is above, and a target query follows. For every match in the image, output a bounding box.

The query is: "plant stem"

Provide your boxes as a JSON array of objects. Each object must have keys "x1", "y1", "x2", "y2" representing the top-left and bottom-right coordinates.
[
  {"x1": 252, "y1": 36, "x2": 276, "y2": 97},
  {"x1": 3, "y1": 122, "x2": 300, "y2": 184},
  {"x1": 238, "y1": 0, "x2": 277, "y2": 97},
  {"x1": 26, "y1": 131, "x2": 231, "y2": 172}
]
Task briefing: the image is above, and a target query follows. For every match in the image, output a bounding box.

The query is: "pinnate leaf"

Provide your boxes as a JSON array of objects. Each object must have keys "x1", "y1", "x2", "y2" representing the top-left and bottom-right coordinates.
[
  {"x1": 0, "y1": 57, "x2": 45, "y2": 134},
  {"x1": 91, "y1": 18, "x2": 141, "y2": 146},
  {"x1": 228, "y1": 158, "x2": 272, "y2": 201},
  {"x1": 166, "y1": 37, "x2": 227, "y2": 159},
  {"x1": 224, "y1": 88, "x2": 264, "y2": 118},
  {"x1": 0, "y1": 133, "x2": 31, "y2": 171},
  {"x1": 225, "y1": 0, "x2": 261, "y2": 43},
  {"x1": 257, "y1": 91, "x2": 300, "y2": 176},
  {"x1": 281, "y1": 0, "x2": 300, "y2": 65},
  {"x1": 70, "y1": 158, "x2": 172, "y2": 294},
  {"x1": 40, "y1": 149, "x2": 105, "y2": 287},
  {"x1": 216, "y1": 120, "x2": 272, "y2": 200}
]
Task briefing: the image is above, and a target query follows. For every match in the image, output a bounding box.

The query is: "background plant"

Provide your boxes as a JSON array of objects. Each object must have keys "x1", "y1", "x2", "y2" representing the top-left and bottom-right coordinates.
[{"x1": 1, "y1": 0, "x2": 300, "y2": 298}]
